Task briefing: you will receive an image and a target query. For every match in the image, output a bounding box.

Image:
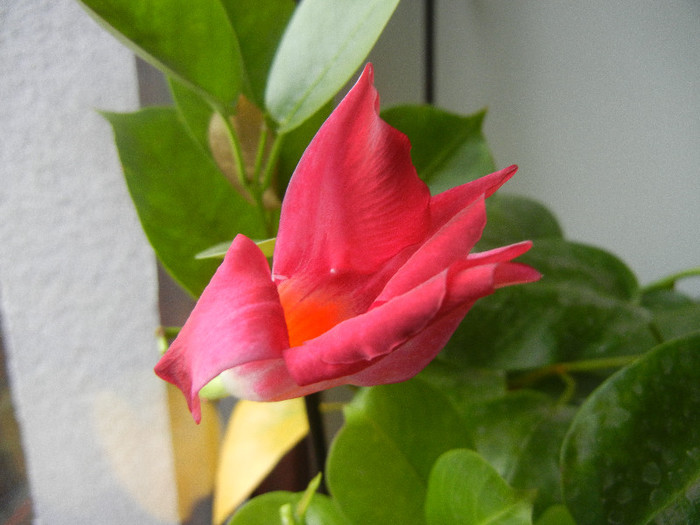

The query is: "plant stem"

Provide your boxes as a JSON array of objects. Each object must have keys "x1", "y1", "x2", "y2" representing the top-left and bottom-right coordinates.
[
  {"x1": 642, "y1": 266, "x2": 700, "y2": 293},
  {"x1": 509, "y1": 354, "x2": 640, "y2": 390},
  {"x1": 304, "y1": 393, "x2": 328, "y2": 494}
]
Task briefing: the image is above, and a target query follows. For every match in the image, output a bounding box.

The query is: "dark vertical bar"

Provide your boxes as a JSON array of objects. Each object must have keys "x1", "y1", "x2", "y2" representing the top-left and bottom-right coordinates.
[
  {"x1": 424, "y1": 0, "x2": 435, "y2": 104},
  {"x1": 304, "y1": 393, "x2": 328, "y2": 493}
]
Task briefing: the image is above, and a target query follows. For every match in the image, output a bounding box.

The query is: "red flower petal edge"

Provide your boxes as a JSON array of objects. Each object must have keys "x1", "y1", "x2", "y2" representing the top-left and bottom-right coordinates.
[{"x1": 155, "y1": 64, "x2": 540, "y2": 423}]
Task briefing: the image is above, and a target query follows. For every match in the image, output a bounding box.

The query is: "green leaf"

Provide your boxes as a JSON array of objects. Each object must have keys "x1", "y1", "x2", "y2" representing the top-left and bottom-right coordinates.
[
  {"x1": 103, "y1": 107, "x2": 264, "y2": 297},
  {"x1": 77, "y1": 0, "x2": 242, "y2": 107},
  {"x1": 642, "y1": 289, "x2": 700, "y2": 341},
  {"x1": 442, "y1": 284, "x2": 655, "y2": 371},
  {"x1": 228, "y1": 491, "x2": 351, "y2": 525},
  {"x1": 561, "y1": 332, "x2": 700, "y2": 525},
  {"x1": 220, "y1": 0, "x2": 295, "y2": 107},
  {"x1": 457, "y1": 391, "x2": 575, "y2": 515},
  {"x1": 168, "y1": 77, "x2": 214, "y2": 153},
  {"x1": 478, "y1": 194, "x2": 564, "y2": 249},
  {"x1": 381, "y1": 107, "x2": 495, "y2": 192},
  {"x1": 196, "y1": 237, "x2": 276, "y2": 260},
  {"x1": 534, "y1": 505, "x2": 576, "y2": 525},
  {"x1": 442, "y1": 239, "x2": 654, "y2": 370},
  {"x1": 425, "y1": 449, "x2": 533, "y2": 525},
  {"x1": 265, "y1": 0, "x2": 400, "y2": 133},
  {"x1": 327, "y1": 381, "x2": 473, "y2": 525},
  {"x1": 518, "y1": 240, "x2": 640, "y2": 301}
]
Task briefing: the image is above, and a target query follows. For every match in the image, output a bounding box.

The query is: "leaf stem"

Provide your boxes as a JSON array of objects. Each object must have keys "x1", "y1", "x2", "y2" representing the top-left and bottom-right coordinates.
[
  {"x1": 642, "y1": 266, "x2": 700, "y2": 293},
  {"x1": 215, "y1": 104, "x2": 249, "y2": 193},
  {"x1": 510, "y1": 355, "x2": 640, "y2": 390}
]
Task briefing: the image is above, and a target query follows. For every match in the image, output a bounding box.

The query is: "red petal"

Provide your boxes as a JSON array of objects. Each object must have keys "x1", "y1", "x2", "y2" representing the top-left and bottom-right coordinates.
[
  {"x1": 273, "y1": 64, "x2": 431, "y2": 280},
  {"x1": 429, "y1": 165, "x2": 517, "y2": 227},
  {"x1": 283, "y1": 272, "x2": 447, "y2": 385},
  {"x1": 154, "y1": 235, "x2": 289, "y2": 422}
]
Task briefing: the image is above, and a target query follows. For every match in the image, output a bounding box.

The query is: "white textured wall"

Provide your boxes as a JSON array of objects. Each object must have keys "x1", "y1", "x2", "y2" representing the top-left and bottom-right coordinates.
[
  {"x1": 0, "y1": 1, "x2": 178, "y2": 523},
  {"x1": 435, "y1": 1, "x2": 700, "y2": 295}
]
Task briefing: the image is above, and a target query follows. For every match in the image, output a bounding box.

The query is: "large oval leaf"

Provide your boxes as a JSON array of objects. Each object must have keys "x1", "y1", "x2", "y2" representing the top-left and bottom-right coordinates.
[
  {"x1": 425, "y1": 449, "x2": 533, "y2": 525},
  {"x1": 561, "y1": 332, "x2": 700, "y2": 524},
  {"x1": 78, "y1": 0, "x2": 242, "y2": 107},
  {"x1": 104, "y1": 108, "x2": 265, "y2": 297},
  {"x1": 265, "y1": 0, "x2": 399, "y2": 133}
]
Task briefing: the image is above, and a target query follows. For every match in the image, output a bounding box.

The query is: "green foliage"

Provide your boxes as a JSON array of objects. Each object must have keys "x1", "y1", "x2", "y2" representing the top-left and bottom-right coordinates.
[
  {"x1": 425, "y1": 449, "x2": 534, "y2": 525},
  {"x1": 81, "y1": 2, "x2": 700, "y2": 521},
  {"x1": 561, "y1": 332, "x2": 700, "y2": 525},
  {"x1": 265, "y1": 0, "x2": 400, "y2": 133},
  {"x1": 78, "y1": 0, "x2": 242, "y2": 109},
  {"x1": 103, "y1": 108, "x2": 265, "y2": 297}
]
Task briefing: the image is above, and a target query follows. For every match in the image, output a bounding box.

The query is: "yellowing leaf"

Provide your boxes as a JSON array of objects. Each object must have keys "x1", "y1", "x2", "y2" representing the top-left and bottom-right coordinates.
[{"x1": 214, "y1": 398, "x2": 309, "y2": 524}]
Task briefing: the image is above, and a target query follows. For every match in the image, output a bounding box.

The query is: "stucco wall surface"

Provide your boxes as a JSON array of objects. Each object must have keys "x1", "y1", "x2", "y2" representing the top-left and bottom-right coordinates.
[{"x1": 0, "y1": 1, "x2": 177, "y2": 523}]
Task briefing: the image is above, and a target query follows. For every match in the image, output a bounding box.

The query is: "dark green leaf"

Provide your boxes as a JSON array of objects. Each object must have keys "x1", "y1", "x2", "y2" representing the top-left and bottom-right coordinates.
[
  {"x1": 442, "y1": 283, "x2": 655, "y2": 370},
  {"x1": 477, "y1": 194, "x2": 563, "y2": 250},
  {"x1": 457, "y1": 391, "x2": 575, "y2": 515},
  {"x1": 642, "y1": 289, "x2": 700, "y2": 341},
  {"x1": 77, "y1": 0, "x2": 242, "y2": 107},
  {"x1": 327, "y1": 381, "x2": 473, "y2": 525},
  {"x1": 103, "y1": 107, "x2": 264, "y2": 297},
  {"x1": 228, "y1": 491, "x2": 351, "y2": 525},
  {"x1": 220, "y1": 0, "x2": 295, "y2": 107},
  {"x1": 266, "y1": 0, "x2": 399, "y2": 133},
  {"x1": 381, "y1": 106, "x2": 495, "y2": 192},
  {"x1": 561, "y1": 332, "x2": 700, "y2": 525},
  {"x1": 425, "y1": 449, "x2": 533, "y2": 525},
  {"x1": 517, "y1": 240, "x2": 640, "y2": 301}
]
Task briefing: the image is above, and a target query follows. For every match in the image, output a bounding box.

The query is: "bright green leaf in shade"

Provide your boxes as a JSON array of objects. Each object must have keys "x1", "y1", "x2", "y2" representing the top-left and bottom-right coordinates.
[
  {"x1": 534, "y1": 505, "x2": 576, "y2": 525},
  {"x1": 103, "y1": 108, "x2": 265, "y2": 297},
  {"x1": 561, "y1": 332, "x2": 700, "y2": 525},
  {"x1": 77, "y1": 0, "x2": 242, "y2": 108},
  {"x1": 265, "y1": 0, "x2": 399, "y2": 133},
  {"x1": 326, "y1": 381, "x2": 474, "y2": 525},
  {"x1": 381, "y1": 107, "x2": 495, "y2": 192},
  {"x1": 441, "y1": 240, "x2": 656, "y2": 371},
  {"x1": 425, "y1": 449, "x2": 534, "y2": 525},
  {"x1": 477, "y1": 195, "x2": 564, "y2": 250},
  {"x1": 219, "y1": 0, "x2": 295, "y2": 107},
  {"x1": 228, "y1": 490, "x2": 351, "y2": 525},
  {"x1": 641, "y1": 289, "x2": 700, "y2": 341},
  {"x1": 168, "y1": 77, "x2": 214, "y2": 153}
]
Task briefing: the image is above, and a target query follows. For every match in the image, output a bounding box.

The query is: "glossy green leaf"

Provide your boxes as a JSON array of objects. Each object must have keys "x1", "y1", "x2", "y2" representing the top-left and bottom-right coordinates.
[
  {"x1": 425, "y1": 449, "x2": 533, "y2": 525},
  {"x1": 381, "y1": 107, "x2": 495, "y2": 192},
  {"x1": 327, "y1": 381, "x2": 473, "y2": 525},
  {"x1": 518, "y1": 240, "x2": 640, "y2": 300},
  {"x1": 443, "y1": 239, "x2": 654, "y2": 370},
  {"x1": 443, "y1": 283, "x2": 655, "y2": 371},
  {"x1": 220, "y1": 0, "x2": 295, "y2": 107},
  {"x1": 457, "y1": 391, "x2": 575, "y2": 515},
  {"x1": 228, "y1": 491, "x2": 350, "y2": 525},
  {"x1": 561, "y1": 332, "x2": 700, "y2": 525},
  {"x1": 104, "y1": 108, "x2": 264, "y2": 297},
  {"x1": 266, "y1": 0, "x2": 399, "y2": 133},
  {"x1": 478, "y1": 194, "x2": 563, "y2": 249},
  {"x1": 168, "y1": 77, "x2": 214, "y2": 153},
  {"x1": 196, "y1": 238, "x2": 276, "y2": 260},
  {"x1": 534, "y1": 505, "x2": 576, "y2": 525},
  {"x1": 77, "y1": 0, "x2": 242, "y2": 107}
]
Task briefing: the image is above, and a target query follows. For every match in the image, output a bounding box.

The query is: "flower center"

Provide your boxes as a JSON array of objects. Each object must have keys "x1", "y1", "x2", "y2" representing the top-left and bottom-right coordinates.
[{"x1": 277, "y1": 281, "x2": 348, "y2": 347}]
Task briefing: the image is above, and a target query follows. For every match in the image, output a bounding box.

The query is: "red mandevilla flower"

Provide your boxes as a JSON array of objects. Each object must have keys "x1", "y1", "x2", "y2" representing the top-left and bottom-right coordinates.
[{"x1": 155, "y1": 64, "x2": 540, "y2": 422}]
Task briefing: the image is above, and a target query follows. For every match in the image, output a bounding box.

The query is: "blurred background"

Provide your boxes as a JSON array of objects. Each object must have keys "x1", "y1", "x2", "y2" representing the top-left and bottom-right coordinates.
[{"x1": 1, "y1": 1, "x2": 698, "y2": 523}]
